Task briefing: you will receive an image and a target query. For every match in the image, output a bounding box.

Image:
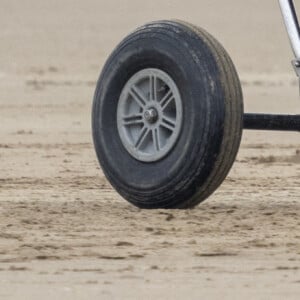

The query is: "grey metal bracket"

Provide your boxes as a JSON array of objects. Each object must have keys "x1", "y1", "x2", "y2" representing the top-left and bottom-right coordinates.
[
  {"x1": 292, "y1": 59, "x2": 300, "y2": 76},
  {"x1": 291, "y1": 59, "x2": 300, "y2": 93},
  {"x1": 279, "y1": 0, "x2": 300, "y2": 94}
]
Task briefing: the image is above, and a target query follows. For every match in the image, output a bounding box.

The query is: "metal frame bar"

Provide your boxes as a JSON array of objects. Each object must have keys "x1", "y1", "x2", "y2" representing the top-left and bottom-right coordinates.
[
  {"x1": 243, "y1": 0, "x2": 300, "y2": 132},
  {"x1": 244, "y1": 113, "x2": 300, "y2": 131}
]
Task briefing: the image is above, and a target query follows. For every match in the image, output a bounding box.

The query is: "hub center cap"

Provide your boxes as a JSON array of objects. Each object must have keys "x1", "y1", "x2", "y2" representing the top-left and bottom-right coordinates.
[{"x1": 144, "y1": 108, "x2": 158, "y2": 124}]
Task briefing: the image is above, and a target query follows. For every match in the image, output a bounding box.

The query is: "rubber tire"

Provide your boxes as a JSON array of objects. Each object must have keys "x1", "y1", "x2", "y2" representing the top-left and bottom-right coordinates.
[{"x1": 92, "y1": 20, "x2": 243, "y2": 209}]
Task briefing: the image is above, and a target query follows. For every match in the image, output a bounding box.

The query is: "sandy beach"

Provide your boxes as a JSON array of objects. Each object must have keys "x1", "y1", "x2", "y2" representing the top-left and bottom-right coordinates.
[{"x1": 0, "y1": 0, "x2": 299, "y2": 299}]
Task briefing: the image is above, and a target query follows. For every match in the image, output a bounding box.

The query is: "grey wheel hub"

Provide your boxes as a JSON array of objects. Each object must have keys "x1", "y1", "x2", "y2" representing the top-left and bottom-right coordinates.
[{"x1": 117, "y1": 68, "x2": 183, "y2": 162}]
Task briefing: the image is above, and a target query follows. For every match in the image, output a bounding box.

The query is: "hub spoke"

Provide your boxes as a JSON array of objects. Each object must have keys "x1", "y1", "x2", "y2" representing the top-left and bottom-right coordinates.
[
  {"x1": 160, "y1": 90, "x2": 174, "y2": 110},
  {"x1": 123, "y1": 114, "x2": 143, "y2": 126},
  {"x1": 135, "y1": 127, "x2": 149, "y2": 149},
  {"x1": 129, "y1": 85, "x2": 147, "y2": 108},
  {"x1": 149, "y1": 75, "x2": 157, "y2": 101},
  {"x1": 161, "y1": 116, "x2": 176, "y2": 132},
  {"x1": 152, "y1": 128, "x2": 160, "y2": 151}
]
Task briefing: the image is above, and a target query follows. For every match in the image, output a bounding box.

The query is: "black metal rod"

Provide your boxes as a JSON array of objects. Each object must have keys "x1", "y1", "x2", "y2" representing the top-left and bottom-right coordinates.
[{"x1": 243, "y1": 113, "x2": 300, "y2": 131}]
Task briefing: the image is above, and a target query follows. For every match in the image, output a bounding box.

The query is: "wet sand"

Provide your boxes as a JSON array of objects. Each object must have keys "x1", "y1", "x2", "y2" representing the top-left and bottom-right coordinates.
[{"x1": 0, "y1": 0, "x2": 299, "y2": 299}]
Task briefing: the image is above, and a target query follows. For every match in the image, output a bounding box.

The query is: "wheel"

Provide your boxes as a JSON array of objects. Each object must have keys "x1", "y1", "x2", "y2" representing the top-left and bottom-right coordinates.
[{"x1": 92, "y1": 20, "x2": 243, "y2": 209}]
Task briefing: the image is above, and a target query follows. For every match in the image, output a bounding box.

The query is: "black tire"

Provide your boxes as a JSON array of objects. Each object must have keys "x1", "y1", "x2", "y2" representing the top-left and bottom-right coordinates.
[{"x1": 92, "y1": 20, "x2": 243, "y2": 209}]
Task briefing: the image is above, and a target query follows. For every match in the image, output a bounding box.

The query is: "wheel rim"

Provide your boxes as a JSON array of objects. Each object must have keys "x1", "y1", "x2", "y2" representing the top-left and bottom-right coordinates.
[{"x1": 117, "y1": 68, "x2": 183, "y2": 162}]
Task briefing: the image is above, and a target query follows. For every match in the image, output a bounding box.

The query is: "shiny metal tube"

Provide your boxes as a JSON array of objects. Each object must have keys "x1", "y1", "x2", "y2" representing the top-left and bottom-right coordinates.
[{"x1": 279, "y1": 0, "x2": 300, "y2": 59}]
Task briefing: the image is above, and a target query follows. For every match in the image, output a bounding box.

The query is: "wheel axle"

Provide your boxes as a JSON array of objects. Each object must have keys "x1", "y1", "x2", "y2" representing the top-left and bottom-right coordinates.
[
  {"x1": 243, "y1": 113, "x2": 300, "y2": 131},
  {"x1": 144, "y1": 108, "x2": 158, "y2": 124}
]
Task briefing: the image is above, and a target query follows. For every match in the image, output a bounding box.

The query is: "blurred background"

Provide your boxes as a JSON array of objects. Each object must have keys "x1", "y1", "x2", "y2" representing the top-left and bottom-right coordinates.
[
  {"x1": 0, "y1": 0, "x2": 296, "y2": 76},
  {"x1": 1, "y1": 0, "x2": 300, "y2": 120}
]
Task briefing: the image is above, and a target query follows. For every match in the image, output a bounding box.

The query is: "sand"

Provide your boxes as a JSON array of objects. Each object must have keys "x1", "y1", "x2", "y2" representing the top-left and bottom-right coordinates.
[{"x1": 0, "y1": 0, "x2": 299, "y2": 299}]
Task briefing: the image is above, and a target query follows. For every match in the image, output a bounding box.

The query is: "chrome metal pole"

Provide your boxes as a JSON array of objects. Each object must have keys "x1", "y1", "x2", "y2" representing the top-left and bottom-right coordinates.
[{"x1": 278, "y1": 0, "x2": 300, "y2": 60}]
